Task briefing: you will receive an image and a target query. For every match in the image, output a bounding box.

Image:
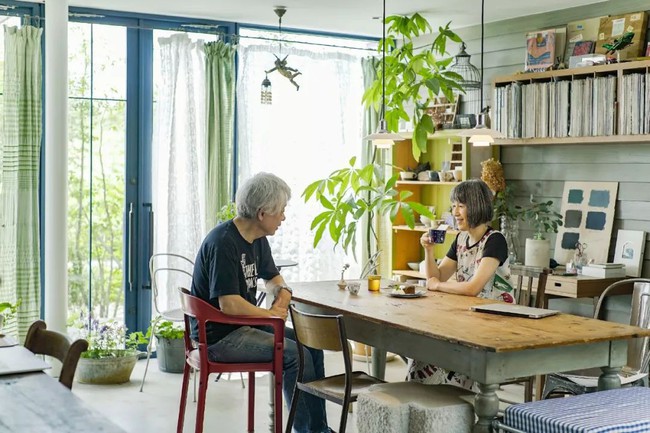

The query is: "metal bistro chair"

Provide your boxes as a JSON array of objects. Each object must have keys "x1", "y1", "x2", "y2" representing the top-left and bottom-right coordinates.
[
  {"x1": 177, "y1": 288, "x2": 285, "y2": 433},
  {"x1": 503, "y1": 265, "x2": 550, "y2": 402},
  {"x1": 542, "y1": 278, "x2": 650, "y2": 399},
  {"x1": 286, "y1": 304, "x2": 385, "y2": 433},
  {"x1": 24, "y1": 320, "x2": 89, "y2": 390},
  {"x1": 140, "y1": 253, "x2": 194, "y2": 392}
]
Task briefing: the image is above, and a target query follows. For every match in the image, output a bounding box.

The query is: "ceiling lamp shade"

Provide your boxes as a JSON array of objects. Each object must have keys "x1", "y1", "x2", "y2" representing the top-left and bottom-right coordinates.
[
  {"x1": 363, "y1": 0, "x2": 403, "y2": 148},
  {"x1": 448, "y1": 42, "x2": 481, "y2": 91},
  {"x1": 364, "y1": 119, "x2": 404, "y2": 148},
  {"x1": 458, "y1": 112, "x2": 504, "y2": 146}
]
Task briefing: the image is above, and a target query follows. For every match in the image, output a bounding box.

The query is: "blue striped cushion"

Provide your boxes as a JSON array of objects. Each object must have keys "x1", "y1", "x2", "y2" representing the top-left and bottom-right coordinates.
[{"x1": 503, "y1": 387, "x2": 650, "y2": 433}]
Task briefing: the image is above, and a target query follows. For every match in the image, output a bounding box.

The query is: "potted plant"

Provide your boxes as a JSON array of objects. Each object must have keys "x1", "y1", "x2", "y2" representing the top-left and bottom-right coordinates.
[
  {"x1": 303, "y1": 156, "x2": 434, "y2": 261},
  {"x1": 362, "y1": 14, "x2": 464, "y2": 160},
  {"x1": 0, "y1": 300, "x2": 20, "y2": 333},
  {"x1": 151, "y1": 319, "x2": 185, "y2": 373},
  {"x1": 74, "y1": 316, "x2": 148, "y2": 384},
  {"x1": 517, "y1": 195, "x2": 563, "y2": 268}
]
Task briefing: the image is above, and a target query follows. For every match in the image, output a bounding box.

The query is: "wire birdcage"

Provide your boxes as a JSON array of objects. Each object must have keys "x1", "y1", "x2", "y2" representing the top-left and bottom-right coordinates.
[{"x1": 448, "y1": 42, "x2": 482, "y2": 116}]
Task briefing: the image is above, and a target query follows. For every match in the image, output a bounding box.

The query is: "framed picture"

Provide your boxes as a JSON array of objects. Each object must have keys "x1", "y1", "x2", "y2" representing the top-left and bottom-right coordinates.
[
  {"x1": 613, "y1": 229, "x2": 646, "y2": 277},
  {"x1": 455, "y1": 114, "x2": 476, "y2": 129}
]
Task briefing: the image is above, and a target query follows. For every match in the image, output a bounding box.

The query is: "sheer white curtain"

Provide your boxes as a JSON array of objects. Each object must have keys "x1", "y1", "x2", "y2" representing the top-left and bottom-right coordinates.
[
  {"x1": 237, "y1": 37, "x2": 368, "y2": 281},
  {"x1": 152, "y1": 33, "x2": 206, "y2": 309}
]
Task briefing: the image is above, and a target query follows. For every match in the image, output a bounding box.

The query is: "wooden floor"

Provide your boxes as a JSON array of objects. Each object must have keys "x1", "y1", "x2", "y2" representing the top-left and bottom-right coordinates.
[{"x1": 71, "y1": 353, "x2": 525, "y2": 433}]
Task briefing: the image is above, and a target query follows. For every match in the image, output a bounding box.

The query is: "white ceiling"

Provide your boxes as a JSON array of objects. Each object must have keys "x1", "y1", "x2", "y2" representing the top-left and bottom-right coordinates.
[{"x1": 51, "y1": 0, "x2": 607, "y2": 36}]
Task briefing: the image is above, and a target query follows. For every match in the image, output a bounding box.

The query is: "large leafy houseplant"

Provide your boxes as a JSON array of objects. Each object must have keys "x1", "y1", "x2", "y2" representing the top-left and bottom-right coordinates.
[
  {"x1": 303, "y1": 156, "x2": 434, "y2": 260},
  {"x1": 362, "y1": 14, "x2": 464, "y2": 160}
]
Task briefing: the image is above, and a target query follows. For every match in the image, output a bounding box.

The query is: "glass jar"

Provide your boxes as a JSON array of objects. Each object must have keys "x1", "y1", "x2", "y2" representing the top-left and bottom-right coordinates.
[{"x1": 500, "y1": 215, "x2": 521, "y2": 265}]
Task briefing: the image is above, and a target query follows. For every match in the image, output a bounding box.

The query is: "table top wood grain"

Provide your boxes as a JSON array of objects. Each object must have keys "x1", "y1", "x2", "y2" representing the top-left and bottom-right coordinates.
[
  {"x1": 290, "y1": 280, "x2": 650, "y2": 353},
  {"x1": 0, "y1": 372, "x2": 126, "y2": 433}
]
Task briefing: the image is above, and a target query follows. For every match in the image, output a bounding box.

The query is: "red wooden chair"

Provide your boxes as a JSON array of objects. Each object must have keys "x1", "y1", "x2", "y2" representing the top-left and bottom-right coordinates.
[{"x1": 176, "y1": 287, "x2": 285, "y2": 433}]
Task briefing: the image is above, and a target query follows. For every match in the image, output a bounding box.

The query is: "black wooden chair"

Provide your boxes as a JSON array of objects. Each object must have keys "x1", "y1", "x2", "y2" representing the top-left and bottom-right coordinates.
[
  {"x1": 24, "y1": 320, "x2": 88, "y2": 389},
  {"x1": 286, "y1": 304, "x2": 385, "y2": 433}
]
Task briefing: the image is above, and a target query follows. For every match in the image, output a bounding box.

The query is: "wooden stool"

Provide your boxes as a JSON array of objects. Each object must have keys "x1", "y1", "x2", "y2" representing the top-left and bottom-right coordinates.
[{"x1": 356, "y1": 382, "x2": 475, "y2": 433}]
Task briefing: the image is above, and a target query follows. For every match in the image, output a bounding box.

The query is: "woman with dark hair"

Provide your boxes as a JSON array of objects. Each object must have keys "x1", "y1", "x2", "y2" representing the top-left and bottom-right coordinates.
[{"x1": 407, "y1": 179, "x2": 514, "y2": 389}]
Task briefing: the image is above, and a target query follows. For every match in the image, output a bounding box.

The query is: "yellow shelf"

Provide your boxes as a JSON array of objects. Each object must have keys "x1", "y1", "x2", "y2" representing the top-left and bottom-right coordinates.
[
  {"x1": 393, "y1": 270, "x2": 426, "y2": 279},
  {"x1": 396, "y1": 180, "x2": 460, "y2": 186},
  {"x1": 392, "y1": 226, "x2": 460, "y2": 235}
]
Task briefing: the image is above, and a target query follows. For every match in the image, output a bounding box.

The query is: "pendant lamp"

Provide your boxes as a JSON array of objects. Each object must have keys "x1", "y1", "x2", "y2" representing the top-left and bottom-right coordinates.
[
  {"x1": 363, "y1": 0, "x2": 403, "y2": 148},
  {"x1": 458, "y1": 0, "x2": 504, "y2": 146}
]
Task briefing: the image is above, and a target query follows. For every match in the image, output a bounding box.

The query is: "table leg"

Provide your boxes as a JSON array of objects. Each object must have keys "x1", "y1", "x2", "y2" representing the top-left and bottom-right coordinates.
[
  {"x1": 598, "y1": 366, "x2": 622, "y2": 390},
  {"x1": 370, "y1": 346, "x2": 386, "y2": 380},
  {"x1": 474, "y1": 383, "x2": 499, "y2": 433}
]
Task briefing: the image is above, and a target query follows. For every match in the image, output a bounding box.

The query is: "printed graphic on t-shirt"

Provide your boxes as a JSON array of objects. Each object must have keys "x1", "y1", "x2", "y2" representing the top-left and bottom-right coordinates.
[{"x1": 240, "y1": 253, "x2": 258, "y2": 290}]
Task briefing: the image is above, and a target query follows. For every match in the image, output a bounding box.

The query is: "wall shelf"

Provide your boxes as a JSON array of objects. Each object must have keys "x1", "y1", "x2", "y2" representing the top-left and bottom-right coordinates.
[
  {"x1": 396, "y1": 180, "x2": 460, "y2": 186},
  {"x1": 393, "y1": 270, "x2": 426, "y2": 279},
  {"x1": 496, "y1": 134, "x2": 650, "y2": 146}
]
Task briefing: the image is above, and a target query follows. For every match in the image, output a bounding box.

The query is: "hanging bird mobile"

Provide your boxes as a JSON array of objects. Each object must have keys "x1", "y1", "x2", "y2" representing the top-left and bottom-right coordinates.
[{"x1": 266, "y1": 54, "x2": 301, "y2": 91}]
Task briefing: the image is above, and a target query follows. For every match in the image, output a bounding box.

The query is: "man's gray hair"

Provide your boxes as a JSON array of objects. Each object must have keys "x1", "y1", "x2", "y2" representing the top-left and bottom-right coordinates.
[
  {"x1": 236, "y1": 172, "x2": 291, "y2": 219},
  {"x1": 449, "y1": 179, "x2": 494, "y2": 228}
]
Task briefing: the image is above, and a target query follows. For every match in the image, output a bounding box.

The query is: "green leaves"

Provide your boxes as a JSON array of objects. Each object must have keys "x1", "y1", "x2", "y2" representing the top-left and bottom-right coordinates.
[
  {"x1": 363, "y1": 15, "x2": 465, "y2": 160},
  {"x1": 516, "y1": 195, "x2": 564, "y2": 241},
  {"x1": 303, "y1": 161, "x2": 435, "y2": 257}
]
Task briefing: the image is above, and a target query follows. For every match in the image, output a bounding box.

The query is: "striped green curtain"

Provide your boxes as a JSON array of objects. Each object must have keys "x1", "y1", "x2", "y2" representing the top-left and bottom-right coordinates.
[
  {"x1": 0, "y1": 25, "x2": 43, "y2": 339},
  {"x1": 361, "y1": 56, "x2": 392, "y2": 277},
  {"x1": 204, "y1": 40, "x2": 236, "y2": 231}
]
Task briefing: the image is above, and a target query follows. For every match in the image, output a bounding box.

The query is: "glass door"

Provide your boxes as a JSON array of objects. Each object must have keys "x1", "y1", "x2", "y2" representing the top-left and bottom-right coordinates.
[{"x1": 67, "y1": 21, "x2": 149, "y2": 331}]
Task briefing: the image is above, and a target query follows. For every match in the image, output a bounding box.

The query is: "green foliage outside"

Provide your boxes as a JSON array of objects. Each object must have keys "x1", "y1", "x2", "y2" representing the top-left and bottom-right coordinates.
[
  {"x1": 362, "y1": 14, "x2": 464, "y2": 160},
  {"x1": 67, "y1": 26, "x2": 126, "y2": 320}
]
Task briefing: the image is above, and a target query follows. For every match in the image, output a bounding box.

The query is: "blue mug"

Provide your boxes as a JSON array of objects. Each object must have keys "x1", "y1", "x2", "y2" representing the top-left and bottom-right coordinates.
[{"x1": 429, "y1": 228, "x2": 446, "y2": 244}]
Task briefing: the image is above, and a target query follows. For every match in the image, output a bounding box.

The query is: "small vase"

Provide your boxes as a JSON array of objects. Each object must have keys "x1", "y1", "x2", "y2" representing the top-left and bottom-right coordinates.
[{"x1": 500, "y1": 215, "x2": 521, "y2": 264}]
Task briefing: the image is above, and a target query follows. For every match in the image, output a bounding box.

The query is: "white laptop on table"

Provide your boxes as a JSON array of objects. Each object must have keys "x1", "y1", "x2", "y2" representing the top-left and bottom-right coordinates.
[
  {"x1": 470, "y1": 303, "x2": 560, "y2": 319},
  {"x1": 0, "y1": 345, "x2": 51, "y2": 376}
]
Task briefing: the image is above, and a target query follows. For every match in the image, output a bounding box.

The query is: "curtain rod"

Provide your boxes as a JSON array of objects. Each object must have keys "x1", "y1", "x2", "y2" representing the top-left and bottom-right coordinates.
[{"x1": 0, "y1": 10, "x2": 377, "y2": 52}]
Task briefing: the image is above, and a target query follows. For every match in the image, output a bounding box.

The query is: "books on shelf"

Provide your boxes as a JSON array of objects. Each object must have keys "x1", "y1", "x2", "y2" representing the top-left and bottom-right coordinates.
[{"x1": 581, "y1": 264, "x2": 627, "y2": 278}]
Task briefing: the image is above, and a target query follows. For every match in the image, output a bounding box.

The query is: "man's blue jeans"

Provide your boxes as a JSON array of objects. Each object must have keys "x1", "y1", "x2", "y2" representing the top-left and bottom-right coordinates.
[{"x1": 208, "y1": 325, "x2": 329, "y2": 433}]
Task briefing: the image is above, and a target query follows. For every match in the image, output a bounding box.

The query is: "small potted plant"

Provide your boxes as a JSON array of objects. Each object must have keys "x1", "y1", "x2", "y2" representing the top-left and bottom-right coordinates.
[
  {"x1": 73, "y1": 314, "x2": 148, "y2": 384},
  {"x1": 0, "y1": 300, "x2": 20, "y2": 334},
  {"x1": 150, "y1": 318, "x2": 185, "y2": 373},
  {"x1": 517, "y1": 195, "x2": 563, "y2": 268}
]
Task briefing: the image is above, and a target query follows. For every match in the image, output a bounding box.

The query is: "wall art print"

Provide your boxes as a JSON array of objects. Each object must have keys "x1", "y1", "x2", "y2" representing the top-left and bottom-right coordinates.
[
  {"x1": 614, "y1": 229, "x2": 646, "y2": 277},
  {"x1": 554, "y1": 181, "x2": 618, "y2": 264}
]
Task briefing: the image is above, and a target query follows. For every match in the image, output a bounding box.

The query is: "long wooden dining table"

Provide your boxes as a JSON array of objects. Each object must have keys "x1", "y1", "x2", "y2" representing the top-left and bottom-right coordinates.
[
  {"x1": 289, "y1": 279, "x2": 650, "y2": 432},
  {"x1": 0, "y1": 345, "x2": 126, "y2": 433}
]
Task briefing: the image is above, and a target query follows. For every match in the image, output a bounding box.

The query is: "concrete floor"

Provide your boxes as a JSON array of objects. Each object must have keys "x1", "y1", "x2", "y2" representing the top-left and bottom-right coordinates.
[{"x1": 72, "y1": 353, "x2": 524, "y2": 433}]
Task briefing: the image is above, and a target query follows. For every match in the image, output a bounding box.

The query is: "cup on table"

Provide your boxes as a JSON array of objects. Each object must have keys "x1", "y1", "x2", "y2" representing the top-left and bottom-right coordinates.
[
  {"x1": 429, "y1": 228, "x2": 446, "y2": 244},
  {"x1": 347, "y1": 282, "x2": 361, "y2": 295},
  {"x1": 367, "y1": 275, "x2": 381, "y2": 291}
]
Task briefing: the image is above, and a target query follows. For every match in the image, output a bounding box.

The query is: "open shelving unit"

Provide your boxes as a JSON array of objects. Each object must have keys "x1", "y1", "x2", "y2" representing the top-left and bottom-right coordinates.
[
  {"x1": 390, "y1": 130, "x2": 494, "y2": 281},
  {"x1": 492, "y1": 59, "x2": 650, "y2": 146}
]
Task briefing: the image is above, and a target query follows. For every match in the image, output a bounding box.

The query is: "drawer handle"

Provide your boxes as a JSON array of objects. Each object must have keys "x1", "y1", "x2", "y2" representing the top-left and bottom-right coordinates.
[{"x1": 554, "y1": 282, "x2": 562, "y2": 287}]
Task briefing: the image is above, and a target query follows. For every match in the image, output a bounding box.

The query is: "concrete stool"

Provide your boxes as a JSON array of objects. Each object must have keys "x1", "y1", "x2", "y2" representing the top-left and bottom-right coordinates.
[{"x1": 356, "y1": 382, "x2": 475, "y2": 433}]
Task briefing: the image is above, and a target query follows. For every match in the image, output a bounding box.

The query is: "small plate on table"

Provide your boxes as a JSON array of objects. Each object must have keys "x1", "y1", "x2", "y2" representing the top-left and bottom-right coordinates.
[{"x1": 389, "y1": 290, "x2": 426, "y2": 298}]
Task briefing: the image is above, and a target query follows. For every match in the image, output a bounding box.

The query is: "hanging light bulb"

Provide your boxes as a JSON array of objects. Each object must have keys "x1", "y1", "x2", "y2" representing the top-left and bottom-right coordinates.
[
  {"x1": 261, "y1": 74, "x2": 272, "y2": 105},
  {"x1": 459, "y1": 0, "x2": 504, "y2": 146},
  {"x1": 363, "y1": 0, "x2": 403, "y2": 147}
]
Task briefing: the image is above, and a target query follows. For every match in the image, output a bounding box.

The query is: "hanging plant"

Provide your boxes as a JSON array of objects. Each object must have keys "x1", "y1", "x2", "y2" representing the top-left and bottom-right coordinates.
[{"x1": 362, "y1": 14, "x2": 465, "y2": 160}]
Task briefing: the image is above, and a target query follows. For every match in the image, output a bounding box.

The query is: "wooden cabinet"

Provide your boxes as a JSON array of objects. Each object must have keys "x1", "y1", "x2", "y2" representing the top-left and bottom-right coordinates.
[
  {"x1": 492, "y1": 59, "x2": 650, "y2": 146},
  {"x1": 390, "y1": 130, "x2": 493, "y2": 280}
]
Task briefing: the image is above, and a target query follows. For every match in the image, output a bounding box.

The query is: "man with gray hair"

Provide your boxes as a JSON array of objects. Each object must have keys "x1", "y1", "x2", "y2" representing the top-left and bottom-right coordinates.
[{"x1": 191, "y1": 172, "x2": 331, "y2": 433}]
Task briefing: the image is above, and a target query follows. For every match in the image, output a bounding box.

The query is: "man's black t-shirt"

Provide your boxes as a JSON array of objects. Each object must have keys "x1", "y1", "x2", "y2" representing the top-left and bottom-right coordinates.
[{"x1": 190, "y1": 220, "x2": 279, "y2": 343}]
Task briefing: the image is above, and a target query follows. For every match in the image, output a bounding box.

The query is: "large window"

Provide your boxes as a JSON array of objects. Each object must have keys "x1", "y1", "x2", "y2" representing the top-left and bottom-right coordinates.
[
  {"x1": 67, "y1": 22, "x2": 127, "y2": 323},
  {"x1": 237, "y1": 29, "x2": 374, "y2": 281}
]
